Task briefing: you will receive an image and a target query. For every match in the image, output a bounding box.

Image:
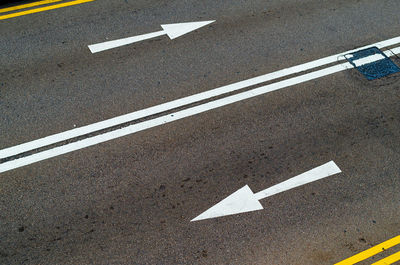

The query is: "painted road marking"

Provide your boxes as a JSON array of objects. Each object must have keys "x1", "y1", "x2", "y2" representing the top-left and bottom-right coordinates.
[
  {"x1": 335, "y1": 235, "x2": 400, "y2": 265},
  {"x1": 1, "y1": 45, "x2": 400, "y2": 173},
  {"x1": 0, "y1": 64, "x2": 351, "y2": 173},
  {"x1": 0, "y1": 0, "x2": 62, "y2": 13},
  {"x1": 371, "y1": 251, "x2": 400, "y2": 265},
  {"x1": 0, "y1": 0, "x2": 94, "y2": 20},
  {"x1": 346, "y1": 47, "x2": 400, "y2": 80},
  {"x1": 1, "y1": 37, "x2": 400, "y2": 161},
  {"x1": 191, "y1": 161, "x2": 341, "y2": 221},
  {"x1": 88, "y1": 21, "x2": 215, "y2": 53},
  {"x1": 350, "y1": 53, "x2": 386, "y2": 67}
]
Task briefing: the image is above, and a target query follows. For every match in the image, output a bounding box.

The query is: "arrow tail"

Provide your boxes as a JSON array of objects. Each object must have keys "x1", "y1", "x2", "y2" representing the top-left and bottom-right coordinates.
[
  {"x1": 254, "y1": 161, "x2": 341, "y2": 200},
  {"x1": 88, "y1": 30, "x2": 165, "y2": 53}
]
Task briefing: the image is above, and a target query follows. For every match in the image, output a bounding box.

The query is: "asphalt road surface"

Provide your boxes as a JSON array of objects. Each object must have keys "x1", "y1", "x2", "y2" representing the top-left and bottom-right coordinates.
[{"x1": 1, "y1": 0, "x2": 400, "y2": 264}]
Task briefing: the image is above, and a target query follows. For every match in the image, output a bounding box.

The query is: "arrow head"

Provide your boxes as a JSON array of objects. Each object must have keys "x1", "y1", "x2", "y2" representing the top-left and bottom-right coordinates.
[
  {"x1": 161, "y1": 20, "x2": 215, "y2": 40},
  {"x1": 191, "y1": 185, "x2": 263, "y2": 222}
]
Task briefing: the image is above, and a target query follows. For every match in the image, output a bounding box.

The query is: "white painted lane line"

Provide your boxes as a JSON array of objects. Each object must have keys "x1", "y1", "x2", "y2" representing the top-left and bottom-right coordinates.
[
  {"x1": 387, "y1": 46, "x2": 400, "y2": 56},
  {"x1": 191, "y1": 161, "x2": 341, "y2": 221},
  {"x1": 0, "y1": 63, "x2": 345, "y2": 173},
  {"x1": 2, "y1": 38, "x2": 400, "y2": 160},
  {"x1": 0, "y1": 59, "x2": 368, "y2": 173},
  {"x1": 350, "y1": 54, "x2": 386, "y2": 67},
  {"x1": 1, "y1": 47, "x2": 400, "y2": 173},
  {"x1": 88, "y1": 20, "x2": 215, "y2": 53}
]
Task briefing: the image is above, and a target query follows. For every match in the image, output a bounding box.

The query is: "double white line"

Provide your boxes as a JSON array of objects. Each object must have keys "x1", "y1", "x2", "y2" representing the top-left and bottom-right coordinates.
[{"x1": 2, "y1": 36, "x2": 400, "y2": 173}]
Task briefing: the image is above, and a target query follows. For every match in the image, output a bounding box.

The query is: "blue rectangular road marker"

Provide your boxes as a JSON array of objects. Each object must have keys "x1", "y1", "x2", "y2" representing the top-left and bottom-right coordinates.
[{"x1": 345, "y1": 47, "x2": 400, "y2": 80}]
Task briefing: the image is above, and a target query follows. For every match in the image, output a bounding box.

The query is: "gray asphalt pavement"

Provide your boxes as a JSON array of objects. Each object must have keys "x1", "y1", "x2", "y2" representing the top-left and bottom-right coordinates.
[{"x1": 1, "y1": 0, "x2": 400, "y2": 264}]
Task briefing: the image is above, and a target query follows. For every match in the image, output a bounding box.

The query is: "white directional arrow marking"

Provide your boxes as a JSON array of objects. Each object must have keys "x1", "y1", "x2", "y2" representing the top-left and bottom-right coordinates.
[
  {"x1": 88, "y1": 20, "x2": 215, "y2": 53},
  {"x1": 191, "y1": 161, "x2": 342, "y2": 222}
]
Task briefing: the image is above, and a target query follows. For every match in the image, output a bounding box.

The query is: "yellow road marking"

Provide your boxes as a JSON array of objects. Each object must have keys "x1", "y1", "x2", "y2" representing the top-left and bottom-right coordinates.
[
  {"x1": 371, "y1": 251, "x2": 400, "y2": 265},
  {"x1": 0, "y1": 0, "x2": 62, "y2": 14},
  {"x1": 0, "y1": 0, "x2": 94, "y2": 20},
  {"x1": 335, "y1": 235, "x2": 400, "y2": 265}
]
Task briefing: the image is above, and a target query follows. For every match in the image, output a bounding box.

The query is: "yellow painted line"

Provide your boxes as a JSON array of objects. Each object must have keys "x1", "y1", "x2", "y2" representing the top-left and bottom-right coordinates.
[
  {"x1": 0, "y1": 0, "x2": 95, "y2": 20},
  {"x1": 371, "y1": 251, "x2": 400, "y2": 265},
  {"x1": 0, "y1": 0, "x2": 62, "y2": 14},
  {"x1": 335, "y1": 235, "x2": 400, "y2": 265}
]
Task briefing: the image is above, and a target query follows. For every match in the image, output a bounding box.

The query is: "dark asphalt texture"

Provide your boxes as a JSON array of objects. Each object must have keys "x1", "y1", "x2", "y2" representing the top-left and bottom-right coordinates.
[{"x1": 1, "y1": 0, "x2": 400, "y2": 264}]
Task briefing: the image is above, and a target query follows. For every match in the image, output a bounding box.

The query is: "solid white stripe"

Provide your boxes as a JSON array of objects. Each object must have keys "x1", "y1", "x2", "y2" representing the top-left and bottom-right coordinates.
[
  {"x1": 1, "y1": 37, "x2": 400, "y2": 160},
  {"x1": 352, "y1": 54, "x2": 385, "y2": 67},
  {"x1": 389, "y1": 46, "x2": 400, "y2": 55}
]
